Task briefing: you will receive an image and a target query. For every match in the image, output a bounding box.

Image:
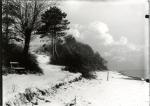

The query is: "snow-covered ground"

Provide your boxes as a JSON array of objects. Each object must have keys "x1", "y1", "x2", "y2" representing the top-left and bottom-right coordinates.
[
  {"x1": 3, "y1": 55, "x2": 81, "y2": 106},
  {"x1": 45, "y1": 71, "x2": 149, "y2": 106},
  {"x1": 3, "y1": 54, "x2": 149, "y2": 106}
]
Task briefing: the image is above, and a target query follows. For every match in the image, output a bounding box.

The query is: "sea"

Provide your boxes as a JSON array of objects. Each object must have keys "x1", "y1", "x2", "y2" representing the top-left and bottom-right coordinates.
[{"x1": 118, "y1": 69, "x2": 149, "y2": 79}]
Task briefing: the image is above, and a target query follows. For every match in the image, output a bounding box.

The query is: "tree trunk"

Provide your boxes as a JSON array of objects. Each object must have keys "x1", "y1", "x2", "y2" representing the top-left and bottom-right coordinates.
[
  {"x1": 54, "y1": 39, "x2": 59, "y2": 57},
  {"x1": 23, "y1": 32, "x2": 31, "y2": 57},
  {"x1": 51, "y1": 35, "x2": 55, "y2": 57},
  {"x1": 5, "y1": 3, "x2": 10, "y2": 66},
  {"x1": 51, "y1": 31, "x2": 59, "y2": 57},
  {"x1": 53, "y1": 37, "x2": 55, "y2": 57},
  {"x1": 53, "y1": 31, "x2": 59, "y2": 57}
]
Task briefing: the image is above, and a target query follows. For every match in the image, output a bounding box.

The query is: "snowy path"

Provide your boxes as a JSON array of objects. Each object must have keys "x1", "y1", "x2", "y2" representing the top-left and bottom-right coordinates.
[{"x1": 40, "y1": 71, "x2": 149, "y2": 106}]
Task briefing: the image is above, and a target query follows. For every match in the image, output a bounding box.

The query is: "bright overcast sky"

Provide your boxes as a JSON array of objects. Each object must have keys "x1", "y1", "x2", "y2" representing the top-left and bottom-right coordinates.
[{"x1": 59, "y1": 0, "x2": 149, "y2": 74}]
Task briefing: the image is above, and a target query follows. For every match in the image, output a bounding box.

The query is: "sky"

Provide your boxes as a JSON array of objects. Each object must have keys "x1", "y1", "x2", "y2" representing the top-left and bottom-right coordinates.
[{"x1": 59, "y1": 0, "x2": 149, "y2": 76}]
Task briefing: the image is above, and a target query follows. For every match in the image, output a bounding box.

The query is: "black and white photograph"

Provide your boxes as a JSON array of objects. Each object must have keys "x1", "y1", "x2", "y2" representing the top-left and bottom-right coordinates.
[{"x1": 1, "y1": 0, "x2": 150, "y2": 106}]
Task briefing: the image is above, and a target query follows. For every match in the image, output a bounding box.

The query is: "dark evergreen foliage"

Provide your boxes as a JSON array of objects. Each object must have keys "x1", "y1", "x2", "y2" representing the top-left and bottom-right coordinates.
[
  {"x1": 38, "y1": 35, "x2": 108, "y2": 79},
  {"x1": 38, "y1": 6, "x2": 70, "y2": 37},
  {"x1": 37, "y1": 6, "x2": 70, "y2": 57}
]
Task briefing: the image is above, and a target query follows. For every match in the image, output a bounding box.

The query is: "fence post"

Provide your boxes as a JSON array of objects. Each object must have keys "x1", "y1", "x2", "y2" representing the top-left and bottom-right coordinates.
[{"x1": 107, "y1": 71, "x2": 109, "y2": 81}]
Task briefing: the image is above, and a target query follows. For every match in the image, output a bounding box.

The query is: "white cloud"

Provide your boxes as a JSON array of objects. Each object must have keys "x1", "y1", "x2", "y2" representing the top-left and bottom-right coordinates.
[
  {"x1": 89, "y1": 22, "x2": 115, "y2": 45},
  {"x1": 117, "y1": 36, "x2": 128, "y2": 45},
  {"x1": 115, "y1": 36, "x2": 141, "y2": 51},
  {"x1": 68, "y1": 22, "x2": 141, "y2": 52},
  {"x1": 128, "y1": 43, "x2": 141, "y2": 51},
  {"x1": 67, "y1": 24, "x2": 83, "y2": 38},
  {"x1": 68, "y1": 29, "x2": 80, "y2": 38},
  {"x1": 89, "y1": 22, "x2": 109, "y2": 34},
  {"x1": 88, "y1": 21, "x2": 141, "y2": 52},
  {"x1": 103, "y1": 33, "x2": 114, "y2": 45}
]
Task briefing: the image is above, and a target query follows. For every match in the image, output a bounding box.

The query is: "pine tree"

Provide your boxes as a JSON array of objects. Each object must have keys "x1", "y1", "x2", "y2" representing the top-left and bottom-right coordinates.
[{"x1": 38, "y1": 6, "x2": 70, "y2": 57}]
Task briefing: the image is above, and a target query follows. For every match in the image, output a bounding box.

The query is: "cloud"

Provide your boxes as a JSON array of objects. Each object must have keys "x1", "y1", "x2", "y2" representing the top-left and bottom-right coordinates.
[
  {"x1": 89, "y1": 22, "x2": 109, "y2": 34},
  {"x1": 67, "y1": 24, "x2": 83, "y2": 38},
  {"x1": 89, "y1": 22, "x2": 115, "y2": 45},
  {"x1": 116, "y1": 36, "x2": 128, "y2": 45},
  {"x1": 115, "y1": 36, "x2": 141, "y2": 51},
  {"x1": 68, "y1": 22, "x2": 141, "y2": 52},
  {"x1": 67, "y1": 21, "x2": 144, "y2": 71},
  {"x1": 87, "y1": 21, "x2": 141, "y2": 52},
  {"x1": 68, "y1": 29, "x2": 80, "y2": 38}
]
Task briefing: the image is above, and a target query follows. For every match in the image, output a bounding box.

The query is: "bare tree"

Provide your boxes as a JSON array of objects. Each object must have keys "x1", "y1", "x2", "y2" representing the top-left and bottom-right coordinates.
[
  {"x1": 2, "y1": 0, "x2": 16, "y2": 43},
  {"x1": 2, "y1": 0, "x2": 17, "y2": 66},
  {"x1": 5, "y1": 0, "x2": 57, "y2": 56}
]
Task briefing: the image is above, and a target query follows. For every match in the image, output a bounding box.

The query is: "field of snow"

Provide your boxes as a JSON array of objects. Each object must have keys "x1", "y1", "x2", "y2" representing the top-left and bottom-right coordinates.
[
  {"x1": 3, "y1": 55, "x2": 82, "y2": 106},
  {"x1": 45, "y1": 71, "x2": 149, "y2": 106},
  {"x1": 3, "y1": 54, "x2": 150, "y2": 106}
]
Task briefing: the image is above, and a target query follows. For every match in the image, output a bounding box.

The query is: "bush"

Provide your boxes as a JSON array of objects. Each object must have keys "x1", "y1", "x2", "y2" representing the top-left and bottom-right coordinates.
[
  {"x1": 49, "y1": 35, "x2": 107, "y2": 79},
  {"x1": 2, "y1": 43, "x2": 43, "y2": 75}
]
